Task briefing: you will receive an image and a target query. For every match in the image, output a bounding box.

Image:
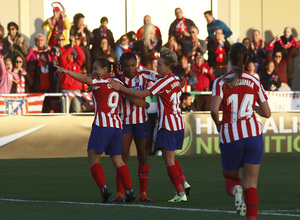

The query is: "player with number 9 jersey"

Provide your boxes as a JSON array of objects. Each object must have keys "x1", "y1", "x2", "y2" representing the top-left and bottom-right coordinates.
[{"x1": 91, "y1": 76, "x2": 123, "y2": 128}]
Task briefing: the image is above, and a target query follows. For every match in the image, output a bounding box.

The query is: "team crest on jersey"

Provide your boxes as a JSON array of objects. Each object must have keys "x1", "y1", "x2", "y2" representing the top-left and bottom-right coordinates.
[
  {"x1": 107, "y1": 84, "x2": 111, "y2": 89},
  {"x1": 131, "y1": 85, "x2": 142, "y2": 91},
  {"x1": 134, "y1": 78, "x2": 140, "y2": 84}
]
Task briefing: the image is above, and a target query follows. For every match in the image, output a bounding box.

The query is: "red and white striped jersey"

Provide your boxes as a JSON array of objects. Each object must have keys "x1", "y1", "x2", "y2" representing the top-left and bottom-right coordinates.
[
  {"x1": 91, "y1": 75, "x2": 123, "y2": 128},
  {"x1": 212, "y1": 71, "x2": 268, "y2": 144},
  {"x1": 148, "y1": 73, "x2": 184, "y2": 131},
  {"x1": 119, "y1": 69, "x2": 159, "y2": 124}
]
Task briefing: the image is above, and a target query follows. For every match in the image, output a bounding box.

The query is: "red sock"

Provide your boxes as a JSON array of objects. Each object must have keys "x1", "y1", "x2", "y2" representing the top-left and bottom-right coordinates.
[
  {"x1": 245, "y1": 187, "x2": 259, "y2": 219},
  {"x1": 116, "y1": 174, "x2": 124, "y2": 195},
  {"x1": 175, "y1": 159, "x2": 187, "y2": 183},
  {"x1": 223, "y1": 173, "x2": 242, "y2": 196},
  {"x1": 138, "y1": 165, "x2": 149, "y2": 194},
  {"x1": 167, "y1": 165, "x2": 184, "y2": 195},
  {"x1": 90, "y1": 163, "x2": 106, "y2": 193},
  {"x1": 116, "y1": 165, "x2": 132, "y2": 190}
]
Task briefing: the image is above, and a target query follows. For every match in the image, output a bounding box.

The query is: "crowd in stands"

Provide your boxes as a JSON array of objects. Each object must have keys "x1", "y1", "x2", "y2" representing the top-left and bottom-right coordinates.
[{"x1": 0, "y1": 4, "x2": 299, "y2": 113}]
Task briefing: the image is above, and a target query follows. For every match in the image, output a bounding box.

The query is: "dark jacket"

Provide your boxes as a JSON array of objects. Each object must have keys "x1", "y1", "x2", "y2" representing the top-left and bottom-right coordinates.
[
  {"x1": 207, "y1": 40, "x2": 231, "y2": 67},
  {"x1": 92, "y1": 27, "x2": 115, "y2": 49}
]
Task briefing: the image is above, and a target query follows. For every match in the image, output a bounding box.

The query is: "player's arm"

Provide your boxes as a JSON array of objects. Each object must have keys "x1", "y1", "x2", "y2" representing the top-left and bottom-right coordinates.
[
  {"x1": 55, "y1": 65, "x2": 93, "y2": 86},
  {"x1": 126, "y1": 95, "x2": 150, "y2": 109},
  {"x1": 109, "y1": 78, "x2": 151, "y2": 98},
  {"x1": 255, "y1": 101, "x2": 271, "y2": 118},
  {"x1": 210, "y1": 95, "x2": 222, "y2": 133}
]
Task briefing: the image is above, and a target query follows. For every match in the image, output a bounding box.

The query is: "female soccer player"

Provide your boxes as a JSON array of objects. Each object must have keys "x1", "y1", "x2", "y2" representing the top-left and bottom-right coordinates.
[
  {"x1": 112, "y1": 52, "x2": 159, "y2": 202},
  {"x1": 211, "y1": 43, "x2": 271, "y2": 219},
  {"x1": 109, "y1": 48, "x2": 191, "y2": 203},
  {"x1": 55, "y1": 58, "x2": 147, "y2": 203}
]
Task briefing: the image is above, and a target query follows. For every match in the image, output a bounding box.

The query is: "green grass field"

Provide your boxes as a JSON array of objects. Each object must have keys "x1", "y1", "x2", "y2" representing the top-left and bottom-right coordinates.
[{"x1": 0, "y1": 154, "x2": 299, "y2": 219}]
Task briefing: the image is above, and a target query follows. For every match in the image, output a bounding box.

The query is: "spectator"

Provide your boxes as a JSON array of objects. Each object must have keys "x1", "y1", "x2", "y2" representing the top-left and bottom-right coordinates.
[
  {"x1": 0, "y1": 57, "x2": 17, "y2": 93},
  {"x1": 137, "y1": 23, "x2": 162, "y2": 67},
  {"x1": 173, "y1": 54, "x2": 196, "y2": 92},
  {"x1": 42, "y1": 2, "x2": 71, "y2": 46},
  {"x1": 163, "y1": 34, "x2": 182, "y2": 58},
  {"x1": 191, "y1": 51, "x2": 214, "y2": 91},
  {"x1": 91, "y1": 37, "x2": 117, "y2": 64},
  {"x1": 180, "y1": 92, "x2": 194, "y2": 112},
  {"x1": 115, "y1": 34, "x2": 134, "y2": 62},
  {"x1": 12, "y1": 55, "x2": 32, "y2": 93},
  {"x1": 0, "y1": 24, "x2": 4, "y2": 57},
  {"x1": 260, "y1": 60, "x2": 281, "y2": 91},
  {"x1": 242, "y1": 37, "x2": 256, "y2": 63},
  {"x1": 70, "y1": 13, "x2": 93, "y2": 50},
  {"x1": 266, "y1": 38, "x2": 297, "y2": 91},
  {"x1": 136, "y1": 15, "x2": 162, "y2": 40},
  {"x1": 32, "y1": 52, "x2": 58, "y2": 112},
  {"x1": 135, "y1": 53, "x2": 147, "y2": 70},
  {"x1": 59, "y1": 36, "x2": 85, "y2": 113},
  {"x1": 204, "y1": 10, "x2": 232, "y2": 40},
  {"x1": 246, "y1": 61, "x2": 259, "y2": 80},
  {"x1": 273, "y1": 27, "x2": 300, "y2": 88},
  {"x1": 207, "y1": 28, "x2": 231, "y2": 78},
  {"x1": 92, "y1": 16, "x2": 115, "y2": 50},
  {"x1": 168, "y1": 7, "x2": 196, "y2": 54},
  {"x1": 189, "y1": 25, "x2": 207, "y2": 59},
  {"x1": 25, "y1": 34, "x2": 51, "y2": 76},
  {"x1": 2, "y1": 22, "x2": 28, "y2": 61},
  {"x1": 251, "y1": 29, "x2": 266, "y2": 74},
  {"x1": 73, "y1": 33, "x2": 90, "y2": 72}
]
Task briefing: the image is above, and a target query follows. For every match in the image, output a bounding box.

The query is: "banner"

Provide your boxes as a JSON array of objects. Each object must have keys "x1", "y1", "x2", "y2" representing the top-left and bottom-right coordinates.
[
  {"x1": 176, "y1": 112, "x2": 300, "y2": 155},
  {"x1": 0, "y1": 93, "x2": 45, "y2": 115}
]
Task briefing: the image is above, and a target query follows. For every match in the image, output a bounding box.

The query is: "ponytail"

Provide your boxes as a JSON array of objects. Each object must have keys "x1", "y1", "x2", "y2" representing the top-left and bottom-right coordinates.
[{"x1": 222, "y1": 43, "x2": 248, "y2": 87}]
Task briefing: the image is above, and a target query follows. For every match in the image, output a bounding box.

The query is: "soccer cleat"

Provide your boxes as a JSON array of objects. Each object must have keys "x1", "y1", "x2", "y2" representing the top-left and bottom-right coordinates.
[
  {"x1": 101, "y1": 186, "x2": 112, "y2": 203},
  {"x1": 124, "y1": 189, "x2": 136, "y2": 202},
  {"x1": 168, "y1": 194, "x2": 187, "y2": 202},
  {"x1": 138, "y1": 192, "x2": 152, "y2": 202},
  {"x1": 183, "y1": 182, "x2": 191, "y2": 197},
  {"x1": 234, "y1": 185, "x2": 247, "y2": 216},
  {"x1": 111, "y1": 193, "x2": 125, "y2": 203}
]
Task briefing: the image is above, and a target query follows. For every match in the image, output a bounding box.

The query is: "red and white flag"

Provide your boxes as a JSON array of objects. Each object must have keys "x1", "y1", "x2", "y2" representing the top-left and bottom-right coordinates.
[{"x1": 0, "y1": 93, "x2": 45, "y2": 115}]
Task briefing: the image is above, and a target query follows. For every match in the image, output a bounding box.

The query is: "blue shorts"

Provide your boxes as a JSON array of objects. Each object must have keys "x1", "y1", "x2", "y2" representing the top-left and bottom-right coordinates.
[
  {"x1": 87, "y1": 124, "x2": 123, "y2": 155},
  {"x1": 155, "y1": 129, "x2": 184, "y2": 151},
  {"x1": 220, "y1": 134, "x2": 264, "y2": 171},
  {"x1": 122, "y1": 121, "x2": 150, "y2": 139}
]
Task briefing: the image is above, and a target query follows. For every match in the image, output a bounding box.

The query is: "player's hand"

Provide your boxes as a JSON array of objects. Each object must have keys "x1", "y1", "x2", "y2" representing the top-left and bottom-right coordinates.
[
  {"x1": 54, "y1": 65, "x2": 66, "y2": 74},
  {"x1": 108, "y1": 78, "x2": 122, "y2": 91},
  {"x1": 145, "y1": 102, "x2": 150, "y2": 109},
  {"x1": 92, "y1": 71, "x2": 101, "y2": 80},
  {"x1": 70, "y1": 36, "x2": 75, "y2": 47}
]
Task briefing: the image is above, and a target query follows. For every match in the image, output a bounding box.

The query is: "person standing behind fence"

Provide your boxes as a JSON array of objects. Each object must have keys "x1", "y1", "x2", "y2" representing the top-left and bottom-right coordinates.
[
  {"x1": 55, "y1": 58, "x2": 144, "y2": 203},
  {"x1": 211, "y1": 42, "x2": 271, "y2": 219},
  {"x1": 204, "y1": 10, "x2": 232, "y2": 41},
  {"x1": 2, "y1": 22, "x2": 28, "y2": 62},
  {"x1": 59, "y1": 36, "x2": 85, "y2": 113},
  {"x1": 168, "y1": 8, "x2": 196, "y2": 54},
  {"x1": 42, "y1": 2, "x2": 70, "y2": 47},
  {"x1": 207, "y1": 28, "x2": 231, "y2": 78}
]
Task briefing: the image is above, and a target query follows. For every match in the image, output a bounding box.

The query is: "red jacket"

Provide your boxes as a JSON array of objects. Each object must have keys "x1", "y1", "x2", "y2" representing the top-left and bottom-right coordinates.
[{"x1": 59, "y1": 45, "x2": 85, "y2": 90}]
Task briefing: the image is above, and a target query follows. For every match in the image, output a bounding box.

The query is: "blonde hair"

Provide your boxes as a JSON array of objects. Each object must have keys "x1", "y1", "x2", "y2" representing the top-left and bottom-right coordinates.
[{"x1": 141, "y1": 23, "x2": 156, "y2": 50}]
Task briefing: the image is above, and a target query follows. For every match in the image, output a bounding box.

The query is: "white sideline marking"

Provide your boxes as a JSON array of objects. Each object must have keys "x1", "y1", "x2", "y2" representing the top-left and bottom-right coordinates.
[{"x1": 0, "y1": 198, "x2": 299, "y2": 217}]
